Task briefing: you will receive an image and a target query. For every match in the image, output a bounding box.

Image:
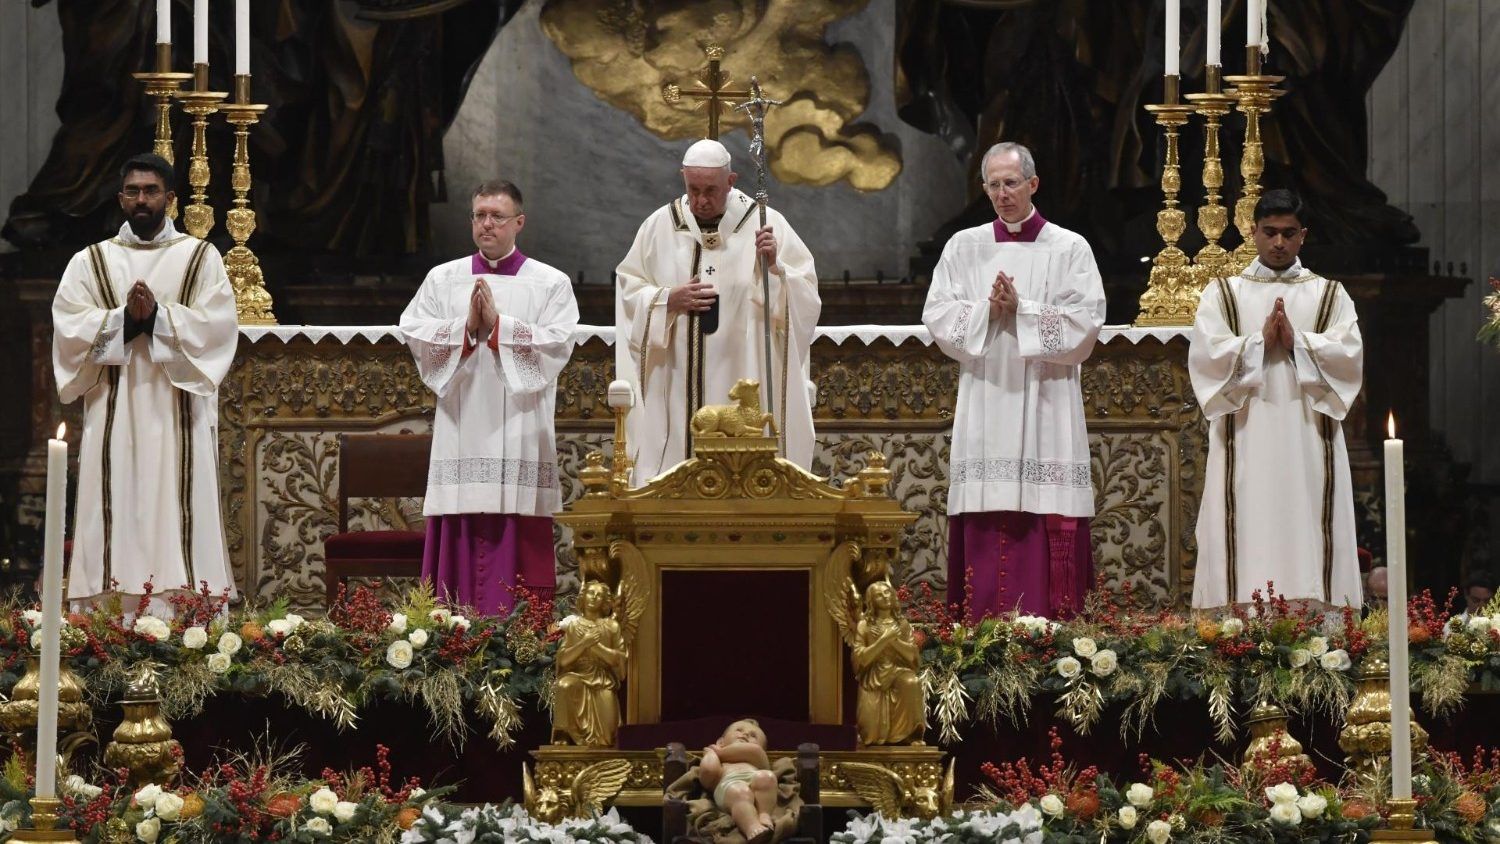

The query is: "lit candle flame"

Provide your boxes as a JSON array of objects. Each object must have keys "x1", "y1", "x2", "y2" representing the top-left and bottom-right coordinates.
[
  {"x1": 1387, "y1": 412, "x2": 1396, "y2": 440},
  {"x1": 56, "y1": 423, "x2": 66, "y2": 440}
]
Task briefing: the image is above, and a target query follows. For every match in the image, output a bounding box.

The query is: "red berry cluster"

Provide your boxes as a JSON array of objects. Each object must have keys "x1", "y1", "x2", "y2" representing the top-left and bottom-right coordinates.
[
  {"x1": 329, "y1": 582, "x2": 395, "y2": 650},
  {"x1": 1408, "y1": 588, "x2": 1457, "y2": 641},
  {"x1": 319, "y1": 744, "x2": 425, "y2": 804},
  {"x1": 979, "y1": 727, "x2": 1082, "y2": 805}
]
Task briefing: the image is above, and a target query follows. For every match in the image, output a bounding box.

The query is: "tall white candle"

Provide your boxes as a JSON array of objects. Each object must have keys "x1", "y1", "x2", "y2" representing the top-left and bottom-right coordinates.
[
  {"x1": 194, "y1": 0, "x2": 208, "y2": 65},
  {"x1": 1384, "y1": 413, "x2": 1413, "y2": 800},
  {"x1": 1247, "y1": 0, "x2": 1265, "y2": 49},
  {"x1": 235, "y1": 0, "x2": 249, "y2": 75},
  {"x1": 1207, "y1": 0, "x2": 1222, "y2": 66},
  {"x1": 156, "y1": 0, "x2": 171, "y2": 45},
  {"x1": 1165, "y1": 0, "x2": 1181, "y2": 77},
  {"x1": 34, "y1": 424, "x2": 67, "y2": 800}
]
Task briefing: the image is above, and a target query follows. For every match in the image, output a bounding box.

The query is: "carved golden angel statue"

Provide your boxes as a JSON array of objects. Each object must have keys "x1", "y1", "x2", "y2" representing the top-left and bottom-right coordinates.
[
  {"x1": 522, "y1": 758, "x2": 633, "y2": 824},
  {"x1": 828, "y1": 577, "x2": 927, "y2": 746},
  {"x1": 840, "y1": 759, "x2": 954, "y2": 820},
  {"x1": 550, "y1": 541, "x2": 647, "y2": 747}
]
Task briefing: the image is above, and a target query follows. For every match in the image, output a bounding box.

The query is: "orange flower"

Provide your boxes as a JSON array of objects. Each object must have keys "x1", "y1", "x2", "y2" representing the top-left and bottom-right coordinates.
[
  {"x1": 912, "y1": 629, "x2": 928, "y2": 649},
  {"x1": 1409, "y1": 624, "x2": 1432, "y2": 646},
  {"x1": 240, "y1": 621, "x2": 265, "y2": 642},
  {"x1": 1196, "y1": 620, "x2": 1221, "y2": 643},
  {"x1": 179, "y1": 793, "x2": 205, "y2": 820},
  {"x1": 66, "y1": 613, "x2": 91, "y2": 628},
  {"x1": 266, "y1": 792, "x2": 302, "y2": 818},
  {"x1": 1192, "y1": 808, "x2": 1225, "y2": 827},
  {"x1": 396, "y1": 806, "x2": 422, "y2": 830},
  {"x1": 1066, "y1": 790, "x2": 1099, "y2": 820},
  {"x1": 1341, "y1": 799, "x2": 1375, "y2": 820},
  {"x1": 1454, "y1": 791, "x2": 1486, "y2": 824}
]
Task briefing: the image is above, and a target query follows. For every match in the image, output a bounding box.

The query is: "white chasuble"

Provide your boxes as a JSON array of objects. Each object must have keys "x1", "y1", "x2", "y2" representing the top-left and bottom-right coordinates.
[
  {"x1": 615, "y1": 188, "x2": 820, "y2": 483},
  {"x1": 923, "y1": 219, "x2": 1105, "y2": 517},
  {"x1": 1189, "y1": 258, "x2": 1364, "y2": 609},
  {"x1": 400, "y1": 251, "x2": 579, "y2": 517},
  {"x1": 52, "y1": 220, "x2": 239, "y2": 607}
]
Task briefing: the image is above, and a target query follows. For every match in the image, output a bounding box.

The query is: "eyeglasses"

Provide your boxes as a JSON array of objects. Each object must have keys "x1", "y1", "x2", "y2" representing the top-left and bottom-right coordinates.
[
  {"x1": 982, "y1": 178, "x2": 1030, "y2": 194},
  {"x1": 470, "y1": 211, "x2": 520, "y2": 225},
  {"x1": 121, "y1": 186, "x2": 165, "y2": 199}
]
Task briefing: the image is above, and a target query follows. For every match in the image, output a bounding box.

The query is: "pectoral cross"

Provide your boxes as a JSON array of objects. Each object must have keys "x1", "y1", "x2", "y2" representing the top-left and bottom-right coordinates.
[{"x1": 661, "y1": 44, "x2": 751, "y2": 139}]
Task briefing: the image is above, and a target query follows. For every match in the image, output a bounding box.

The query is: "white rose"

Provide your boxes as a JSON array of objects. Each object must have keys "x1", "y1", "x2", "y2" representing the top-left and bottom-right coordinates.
[
  {"x1": 388, "y1": 613, "x2": 408, "y2": 634},
  {"x1": 408, "y1": 628, "x2": 429, "y2": 649},
  {"x1": 305, "y1": 816, "x2": 332, "y2": 835},
  {"x1": 429, "y1": 608, "x2": 452, "y2": 626},
  {"x1": 1126, "y1": 783, "x2": 1154, "y2": 807},
  {"x1": 182, "y1": 626, "x2": 208, "y2": 649},
  {"x1": 450, "y1": 615, "x2": 471, "y2": 632},
  {"x1": 22, "y1": 609, "x2": 43, "y2": 627},
  {"x1": 217, "y1": 632, "x2": 243, "y2": 656},
  {"x1": 266, "y1": 618, "x2": 293, "y2": 638},
  {"x1": 63, "y1": 774, "x2": 102, "y2": 800},
  {"x1": 134, "y1": 783, "x2": 162, "y2": 810},
  {"x1": 1289, "y1": 648, "x2": 1311, "y2": 668},
  {"x1": 409, "y1": 787, "x2": 426, "y2": 801},
  {"x1": 1468, "y1": 616, "x2": 1492, "y2": 635},
  {"x1": 285, "y1": 613, "x2": 305, "y2": 630},
  {"x1": 1264, "y1": 783, "x2": 1300, "y2": 805},
  {"x1": 1072, "y1": 637, "x2": 1098, "y2": 658},
  {"x1": 1118, "y1": 805, "x2": 1138, "y2": 829},
  {"x1": 1269, "y1": 802, "x2": 1303, "y2": 825},
  {"x1": 1296, "y1": 793, "x2": 1327, "y2": 820},
  {"x1": 333, "y1": 801, "x2": 358, "y2": 823},
  {"x1": 1319, "y1": 649, "x2": 1352, "y2": 671},
  {"x1": 1146, "y1": 818, "x2": 1172, "y2": 843},
  {"x1": 206, "y1": 652, "x2": 231, "y2": 674},
  {"x1": 1220, "y1": 617, "x2": 1244, "y2": 637},
  {"x1": 1039, "y1": 794, "x2": 1065, "y2": 816},
  {"x1": 1307, "y1": 636, "x2": 1329, "y2": 657},
  {"x1": 154, "y1": 792, "x2": 185, "y2": 822},
  {"x1": 309, "y1": 787, "x2": 339, "y2": 815},
  {"x1": 1056, "y1": 656, "x2": 1082, "y2": 679},
  {"x1": 1090, "y1": 649, "x2": 1118, "y2": 677},
  {"x1": 386, "y1": 640, "x2": 414, "y2": 670},
  {"x1": 135, "y1": 817, "x2": 161, "y2": 843},
  {"x1": 133, "y1": 615, "x2": 170, "y2": 642}
]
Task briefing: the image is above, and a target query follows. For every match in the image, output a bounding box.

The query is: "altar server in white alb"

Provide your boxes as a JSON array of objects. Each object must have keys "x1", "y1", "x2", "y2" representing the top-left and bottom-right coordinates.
[
  {"x1": 52, "y1": 154, "x2": 239, "y2": 613},
  {"x1": 923, "y1": 142, "x2": 1105, "y2": 621},
  {"x1": 615, "y1": 139, "x2": 820, "y2": 483},
  {"x1": 401, "y1": 180, "x2": 579, "y2": 615},
  {"x1": 1190, "y1": 189, "x2": 1363, "y2": 610}
]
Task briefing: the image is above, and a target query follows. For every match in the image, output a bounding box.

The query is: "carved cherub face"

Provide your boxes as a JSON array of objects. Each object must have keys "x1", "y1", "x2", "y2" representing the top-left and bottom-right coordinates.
[
  {"x1": 720, "y1": 719, "x2": 767, "y2": 749},
  {"x1": 578, "y1": 582, "x2": 613, "y2": 618}
]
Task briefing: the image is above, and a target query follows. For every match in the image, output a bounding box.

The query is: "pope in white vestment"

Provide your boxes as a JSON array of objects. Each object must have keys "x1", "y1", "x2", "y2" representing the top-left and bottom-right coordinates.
[
  {"x1": 401, "y1": 181, "x2": 578, "y2": 614},
  {"x1": 52, "y1": 155, "x2": 239, "y2": 612},
  {"x1": 1190, "y1": 190, "x2": 1364, "y2": 609},
  {"x1": 615, "y1": 139, "x2": 820, "y2": 482},
  {"x1": 923, "y1": 143, "x2": 1104, "y2": 620}
]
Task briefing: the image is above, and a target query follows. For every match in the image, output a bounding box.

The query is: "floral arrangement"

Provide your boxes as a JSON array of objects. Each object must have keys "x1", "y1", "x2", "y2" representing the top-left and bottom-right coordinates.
[
  {"x1": 1479, "y1": 275, "x2": 1500, "y2": 348},
  {"x1": 831, "y1": 805, "x2": 1043, "y2": 843},
  {"x1": 0, "y1": 582, "x2": 558, "y2": 749},
  {"x1": 398, "y1": 804, "x2": 651, "y2": 844}
]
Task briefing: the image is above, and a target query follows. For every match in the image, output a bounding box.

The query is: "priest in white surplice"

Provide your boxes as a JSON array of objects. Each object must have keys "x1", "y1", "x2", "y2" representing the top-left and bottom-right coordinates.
[
  {"x1": 615, "y1": 139, "x2": 820, "y2": 482},
  {"x1": 1190, "y1": 189, "x2": 1363, "y2": 610},
  {"x1": 924, "y1": 143, "x2": 1104, "y2": 621},
  {"x1": 401, "y1": 180, "x2": 578, "y2": 615},
  {"x1": 52, "y1": 154, "x2": 239, "y2": 612}
]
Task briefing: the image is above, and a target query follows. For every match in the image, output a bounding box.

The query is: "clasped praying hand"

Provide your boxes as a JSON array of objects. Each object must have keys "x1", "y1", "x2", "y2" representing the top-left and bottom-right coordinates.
[
  {"x1": 1261, "y1": 297, "x2": 1295, "y2": 350},
  {"x1": 989, "y1": 270, "x2": 1018, "y2": 320}
]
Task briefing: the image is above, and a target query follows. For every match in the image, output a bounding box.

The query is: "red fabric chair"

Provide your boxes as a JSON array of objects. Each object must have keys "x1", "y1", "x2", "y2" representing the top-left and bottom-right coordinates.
[{"x1": 323, "y1": 433, "x2": 431, "y2": 609}]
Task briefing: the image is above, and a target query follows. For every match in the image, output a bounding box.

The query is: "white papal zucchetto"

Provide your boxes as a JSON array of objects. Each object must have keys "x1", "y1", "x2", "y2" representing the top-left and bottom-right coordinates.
[{"x1": 681, "y1": 138, "x2": 732, "y2": 168}]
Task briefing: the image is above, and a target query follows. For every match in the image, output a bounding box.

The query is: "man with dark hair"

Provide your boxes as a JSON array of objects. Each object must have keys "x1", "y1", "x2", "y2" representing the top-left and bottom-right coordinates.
[
  {"x1": 51, "y1": 152, "x2": 239, "y2": 615},
  {"x1": 399, "y1": 180, "x2": 578, "y2": 615},
  {"x1": 1188, "y1": 188, "x2": 1365, "y2": 611}
]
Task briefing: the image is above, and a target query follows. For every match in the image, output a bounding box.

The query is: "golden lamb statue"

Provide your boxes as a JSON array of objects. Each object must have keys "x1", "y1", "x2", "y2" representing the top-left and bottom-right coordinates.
[{"x1": 691, "y1": 378, "x2": 778, "y2": 438}]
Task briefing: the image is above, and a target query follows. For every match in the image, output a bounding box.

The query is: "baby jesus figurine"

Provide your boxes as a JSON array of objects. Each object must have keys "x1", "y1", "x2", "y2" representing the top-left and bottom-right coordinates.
[{"x1": 698, "y1": 719, "x2": 777, "y2": 843}]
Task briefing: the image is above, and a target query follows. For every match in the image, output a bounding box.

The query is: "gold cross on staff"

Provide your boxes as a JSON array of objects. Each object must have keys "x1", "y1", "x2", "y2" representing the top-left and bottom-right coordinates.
[{"x1": 661, "y1": 44, "x2": 751, "y2": 139}]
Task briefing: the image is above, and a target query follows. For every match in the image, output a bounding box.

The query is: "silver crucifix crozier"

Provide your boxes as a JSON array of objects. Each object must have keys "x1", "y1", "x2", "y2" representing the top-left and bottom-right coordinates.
[{"x1": 733, "y1": 76, "x2": 783, "y2": 440}]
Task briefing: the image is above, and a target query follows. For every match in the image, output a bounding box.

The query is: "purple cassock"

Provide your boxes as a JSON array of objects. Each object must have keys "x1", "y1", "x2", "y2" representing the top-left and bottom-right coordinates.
[
  {"x1": 945, "y1": 211, "x2": 1093, "y2": 622},
  {"x1": 418, "y1": 249, "x2": 559, "y2": 616}
]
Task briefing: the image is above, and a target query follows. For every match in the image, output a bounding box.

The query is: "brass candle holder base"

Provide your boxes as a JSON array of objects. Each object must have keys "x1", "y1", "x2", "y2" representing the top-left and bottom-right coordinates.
[
  {"x1": 1371, "y1": 798, "x2": 1435, "y2": 841},
  {"x1": 9, "y1": 797, "x2": 80, "y2": 843},
  {"x1": 1134, "y1": 102, "x2": 1198, "y2": 327},
  {"x1": 1223, "y1": 73, "x2": 1285, "y2": 273},
  {"x1": 1185, "y1": 90, "x2": 1239, "y2": 288},
  {"x1": 221, "y1": 89, "x2": 277, "y2": 325},
  {"x1": 176, "y1": 90, "x2": 229, "y2": 239}
]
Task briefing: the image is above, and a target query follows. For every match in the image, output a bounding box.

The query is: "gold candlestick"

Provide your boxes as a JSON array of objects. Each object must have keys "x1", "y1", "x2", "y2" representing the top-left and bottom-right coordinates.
[
  {"x1": 176, "y1": 89, "x2": 228, "y2": 239},
  {"x1": 132, "y1": 45, "x2": 192, "y2": 221},
  {"x1": 9, "y1": 797, "x2": 79, "y2": 843},
  {"x1": 1371, "y1": 797, "x2": 1435, "y2": 841},
  {"x1": 1224, "y1": 67, "x2": 1284, "y2": 273},
  {"x1": 1134, "y1": 88, "x2": 1197, "y2": 327},
  {"x1": 221, "y1": 74, "x2": 277, "y2": 325},
  {"x1": 1186, "y1": 69, "x2": 1239, "y2": 289}
]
